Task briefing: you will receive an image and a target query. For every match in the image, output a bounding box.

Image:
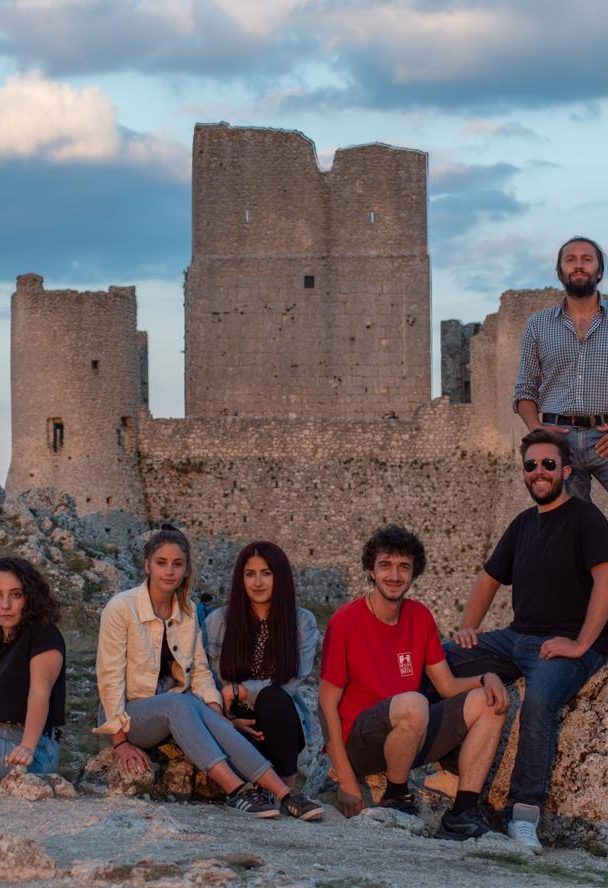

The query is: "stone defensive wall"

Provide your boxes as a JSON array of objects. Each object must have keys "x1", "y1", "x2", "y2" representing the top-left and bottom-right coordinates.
[{"x1": 139, "y1": 397, "x2": 527, "y2": 637}]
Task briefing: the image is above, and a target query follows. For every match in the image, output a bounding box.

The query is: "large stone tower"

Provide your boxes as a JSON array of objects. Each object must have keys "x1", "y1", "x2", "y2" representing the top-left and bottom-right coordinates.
[
  {"x1": 185, "y1": 124, "x2": 430, "y2": 420},
  {"x1": 7, "y1": 274, "x2": 146, "y2": 515}
]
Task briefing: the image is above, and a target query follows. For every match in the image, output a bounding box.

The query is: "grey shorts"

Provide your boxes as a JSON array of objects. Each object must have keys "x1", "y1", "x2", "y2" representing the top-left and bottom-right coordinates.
[{"x1": 345, "y1": 691, "x2": 468, "y2": 777}]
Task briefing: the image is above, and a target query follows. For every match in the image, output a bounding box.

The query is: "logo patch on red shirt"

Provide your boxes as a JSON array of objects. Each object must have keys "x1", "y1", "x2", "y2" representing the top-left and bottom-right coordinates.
[{"x1": 397, "y1": 652, "x2": 413, "y2": 677}]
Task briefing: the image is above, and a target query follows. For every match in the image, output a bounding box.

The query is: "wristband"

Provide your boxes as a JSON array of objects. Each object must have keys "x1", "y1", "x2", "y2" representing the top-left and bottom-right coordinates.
[
  {"x1": 232, "y1": 682, "x2": 240, "y2": 702},
  {"x1": 113, "y1": 739, "x2": 128, "y2": 750},
  {"x1": 479, "y1": 674, "x2": 486, "y2": 687}
]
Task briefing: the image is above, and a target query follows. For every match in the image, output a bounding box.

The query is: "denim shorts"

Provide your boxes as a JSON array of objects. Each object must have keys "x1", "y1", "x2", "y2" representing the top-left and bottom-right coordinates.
[
  {"x1": 0, "y1": 722, "x2": 61, "y2": 778},
  {"x1": 345, "y1": 692, "x2": 468, "y2": 777}
]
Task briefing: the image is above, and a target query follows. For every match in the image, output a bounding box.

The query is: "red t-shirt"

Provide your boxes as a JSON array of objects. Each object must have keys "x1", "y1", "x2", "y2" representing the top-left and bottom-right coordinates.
[{"x1": 320, "y1": 596, "x2": 445, "y2": 741}]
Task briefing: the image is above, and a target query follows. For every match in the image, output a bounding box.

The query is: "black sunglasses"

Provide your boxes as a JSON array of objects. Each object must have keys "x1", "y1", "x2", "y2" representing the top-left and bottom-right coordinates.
[{"x1": 523, "y1": 457, "x2": 558, "y2": 473}]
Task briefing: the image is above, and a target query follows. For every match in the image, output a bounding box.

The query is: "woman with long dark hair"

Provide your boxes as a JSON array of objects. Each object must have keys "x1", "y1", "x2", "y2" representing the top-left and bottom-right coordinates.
[
  {"x1": 0, "y1": 556, "x2": 65, "y2": 777},
  {"x1": 205, "y1": 541, "x2": 320, "y2": 807},
  {"x1": 96, "y1": 525, "x2": 322, "y2": 820}
]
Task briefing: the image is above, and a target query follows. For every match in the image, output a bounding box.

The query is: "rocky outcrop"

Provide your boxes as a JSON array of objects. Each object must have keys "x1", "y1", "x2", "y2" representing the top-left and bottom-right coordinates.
[
  {"x1": 0, "y1": 766, "x2": 76, "y2": 800},
  {"x1": 80, "y1": 743, "x2": 224, "y2": 800}
]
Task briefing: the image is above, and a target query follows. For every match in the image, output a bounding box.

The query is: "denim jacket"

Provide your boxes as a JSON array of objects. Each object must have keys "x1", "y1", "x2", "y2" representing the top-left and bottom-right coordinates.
[
  {"x1": 204, "y1": 606, "x2": 319, "y2": 745},
  {"x1": 96, "y1": 581, "x2": 222, "y2": 735}
]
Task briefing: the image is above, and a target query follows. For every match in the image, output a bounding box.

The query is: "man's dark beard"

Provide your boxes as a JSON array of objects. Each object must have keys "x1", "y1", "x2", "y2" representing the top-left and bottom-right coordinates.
[
  {"x1": 565, "y1": 275, "x2": 598, "y2": 299},
  {"x1": 525, "y1": 475, "x2": 564, "y2": 506}
]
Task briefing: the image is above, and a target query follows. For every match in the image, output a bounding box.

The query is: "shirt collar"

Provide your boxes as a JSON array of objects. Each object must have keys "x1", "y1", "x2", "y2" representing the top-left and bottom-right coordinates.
[
  {"x1": 556, "y1": 294, "x2": 607, "y2": 318},
  {"x1": 134, "y1": 580, "x2": 183, "y2": 624}
]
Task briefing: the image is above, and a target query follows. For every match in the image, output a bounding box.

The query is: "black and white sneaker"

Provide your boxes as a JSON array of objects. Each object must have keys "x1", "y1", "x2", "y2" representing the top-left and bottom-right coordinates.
[
  {"x1": 281, "y1": 791, "x2": 324, "y2": 821},
  {"x1": 436, "y1": 808, "x2": 494, "y2": 841},
  {"x1": 226, "y1": 785, "x2": 279, "y2": 818},
  {"x1": 378, "y1": 791, "x2": 418, "y2": 816}
]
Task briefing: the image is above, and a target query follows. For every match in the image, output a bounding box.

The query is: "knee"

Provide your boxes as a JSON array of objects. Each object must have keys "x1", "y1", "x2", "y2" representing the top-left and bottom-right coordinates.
[
  {"x1": 520, "y1": 688, "x2": 557, "y2": 722},
  {"x1": 163, "y1": 693, "x2": 191, "y2": 718},
  {"x1": 390, "y1": 692, "x2": 429, "y2": 733},
  {"x1": 255, "y1": 685, "x2": 294, "y2": 718},
  {"x1": 465, "y1": 688, "x2": 507, "y2": 727}
]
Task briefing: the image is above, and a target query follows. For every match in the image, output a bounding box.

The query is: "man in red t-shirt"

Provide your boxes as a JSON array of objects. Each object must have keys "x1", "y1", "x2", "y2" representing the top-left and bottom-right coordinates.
[{"x1": 319, "y1": 524, "x2": 509, "y2": 840}]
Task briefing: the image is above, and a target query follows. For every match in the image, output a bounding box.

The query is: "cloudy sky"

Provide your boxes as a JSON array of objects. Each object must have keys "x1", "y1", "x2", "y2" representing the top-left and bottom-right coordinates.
[{"x1": 1, "y1": 0, "x2": 607, "y2": 482}]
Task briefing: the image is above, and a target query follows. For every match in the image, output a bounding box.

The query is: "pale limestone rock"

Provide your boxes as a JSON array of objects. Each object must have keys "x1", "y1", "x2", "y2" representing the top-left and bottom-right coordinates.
[
  {"x1": 0, "y1": 834, "x2": 57, "y2": 881},
  {"x1": 91, "y1": 556, "x2": 122, "y2": 589},
  {"x1": 48, "y1": 772, "x2": 77, "y2": 799},
  {"x1": 50, "y1": 525, "x2": 77, "y2": 548},
  {"x1": 0, "y1": 767, "x2": 54, "y2": 800},
  {"x1": 82, "y1": 742, "x2": 223, "y2": 800},
  {"x1": 82, "y1": 745, "x2": 155, "y2": 796},
  {"x1": 0, "y1": 767, "x2": 77, "y2": 801}
]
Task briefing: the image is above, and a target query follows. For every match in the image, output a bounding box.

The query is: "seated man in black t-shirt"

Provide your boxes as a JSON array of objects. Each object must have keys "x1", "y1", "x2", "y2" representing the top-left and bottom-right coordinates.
[{"x1": 446, "y1": 428, "x2": 608, "y2": 853}]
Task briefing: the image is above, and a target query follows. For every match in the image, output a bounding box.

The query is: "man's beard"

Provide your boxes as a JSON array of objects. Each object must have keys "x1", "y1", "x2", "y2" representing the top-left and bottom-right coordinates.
[
  {"x1": 564, "y1": 275, "x2": 598, "y2": 299},
  {"x1": 525, "y1": 474, "x2": 565, "y2": 506}
]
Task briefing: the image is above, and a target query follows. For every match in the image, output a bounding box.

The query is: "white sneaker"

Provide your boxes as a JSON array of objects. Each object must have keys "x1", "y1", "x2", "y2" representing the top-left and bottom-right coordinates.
[{"x1": 507, "y1": 803, "x2": 542, "y2": 854}]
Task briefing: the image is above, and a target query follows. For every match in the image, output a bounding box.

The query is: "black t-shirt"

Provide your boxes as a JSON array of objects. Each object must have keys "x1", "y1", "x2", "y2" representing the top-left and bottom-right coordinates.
[
  {"x1": 0, "y1": 623, "x2": 66, "y2": 730},
  {"x1": 484, "y1": 496, "x2": 608, "y2": 654}
]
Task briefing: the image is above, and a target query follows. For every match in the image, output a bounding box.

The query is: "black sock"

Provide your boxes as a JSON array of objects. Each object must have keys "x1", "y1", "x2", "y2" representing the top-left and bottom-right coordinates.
[
  {"x1": 384, "y1": 779, "x2": 409, "y2": 799},
  {"x1": 227, "y1": 782, "x2": 246, "y2": 799},
  {"x1": 452, "y1": 790, "x2": 479, "y2": 815}
]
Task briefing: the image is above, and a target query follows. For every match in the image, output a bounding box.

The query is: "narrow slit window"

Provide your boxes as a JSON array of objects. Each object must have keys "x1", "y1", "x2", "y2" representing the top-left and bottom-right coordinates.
[
  {"x1": 304, "y1": 275, "x2": 315, "y2": 289},
  {"x1": 243, "y1": 208, "x2": 250, "y2": 224},
  {"x1": 368, "y1": 210, "x2": 377, "y2": 224},
  {"x1": 117, "y1": 416, "x2": 133, "y2": 452},
  {"x1": 91, "y1": 360, "x2": 99, "y2": 370},
  {"x1": 47, "y1": 418, "x2": 64, "y2": 452}
]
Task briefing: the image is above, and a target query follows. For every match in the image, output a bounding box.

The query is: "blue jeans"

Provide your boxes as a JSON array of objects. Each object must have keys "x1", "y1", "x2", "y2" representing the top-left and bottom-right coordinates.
[
  {"x1": 444, "y1": 628, "x2": 606, "y2": 806},
  {"x1": 126, "y1": 691, "x2": 271, "y2": 783},
  {"x1": 0, "y1": 723, "x2": 60, "y2": 779},
  {"x1": 564, "y1": 427, "x2": 608, "y2": 500}
]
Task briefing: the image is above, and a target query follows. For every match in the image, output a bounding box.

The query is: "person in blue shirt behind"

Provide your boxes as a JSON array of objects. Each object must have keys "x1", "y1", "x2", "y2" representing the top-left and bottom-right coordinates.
[
  {"x1": 205, "y1": 540, "x2": 321, "y2": 818},
  {"x1": 515, "y1": 235, "x2": 608, "y2": 500}
]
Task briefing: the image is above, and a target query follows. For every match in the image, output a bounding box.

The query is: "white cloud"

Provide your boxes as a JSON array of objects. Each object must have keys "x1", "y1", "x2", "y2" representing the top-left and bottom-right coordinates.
[
  {"x1": 0, "y1": 71, "x2": 119, "y2": 161},
  {"x1": 0, "y1": 71, "x2": 189, "y2": 178}
]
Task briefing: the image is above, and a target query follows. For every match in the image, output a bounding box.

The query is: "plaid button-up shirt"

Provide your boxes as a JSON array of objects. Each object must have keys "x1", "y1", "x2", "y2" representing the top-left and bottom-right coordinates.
[{"x1": 514, "y1": 297, "x2": 608, "y2": 414}]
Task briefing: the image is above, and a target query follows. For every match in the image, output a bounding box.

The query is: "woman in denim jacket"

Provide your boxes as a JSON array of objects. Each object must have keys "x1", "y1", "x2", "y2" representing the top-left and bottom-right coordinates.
[
  {"x1": 205, "y1": 541, "x2": 319, "y2": 795},
  {"x1": 0, "y1": 556, "x2": 65, "y2": 777},
  {"x1": 96, "y1": 524, "x2": 322, "y2": 820}
]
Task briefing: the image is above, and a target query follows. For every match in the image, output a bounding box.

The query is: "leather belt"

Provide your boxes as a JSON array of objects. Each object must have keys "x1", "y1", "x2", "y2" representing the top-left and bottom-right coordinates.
[{"x1": 542, "y1": 412, "x2": 608, "y2": 428}]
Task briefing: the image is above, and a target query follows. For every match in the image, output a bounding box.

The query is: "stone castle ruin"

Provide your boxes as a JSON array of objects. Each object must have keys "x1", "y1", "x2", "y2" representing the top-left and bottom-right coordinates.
[
  {"x1": 6, "y1": 123, "x2": 601, "y2": 618},
  {"x1": 7, "y1": 124, "x2": 608, "y2": 834}
]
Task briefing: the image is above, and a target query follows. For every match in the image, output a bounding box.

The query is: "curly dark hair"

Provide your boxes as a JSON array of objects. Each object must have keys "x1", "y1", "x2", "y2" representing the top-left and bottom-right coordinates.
[
  {"x1": 0, "y1": 556, "x2": 60, "y2": 632},
  {"x1": 361, "y1": 524, "x2": 427, "y2": 580}
]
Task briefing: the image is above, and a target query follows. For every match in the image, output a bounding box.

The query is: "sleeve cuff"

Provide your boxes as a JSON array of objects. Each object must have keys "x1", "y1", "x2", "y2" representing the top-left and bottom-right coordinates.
[{"x1": 93, "y1": 711, "x2": 131, "y2": 735}]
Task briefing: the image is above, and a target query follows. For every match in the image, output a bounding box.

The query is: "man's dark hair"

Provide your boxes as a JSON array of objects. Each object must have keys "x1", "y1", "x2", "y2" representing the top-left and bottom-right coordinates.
[
  {"x1": 361, "y1": 524, "x2": 427, "y2": 579},
  {"x1": 520, "y1": 428, "x2": 571, "y2": 466},
  {"x1": 556, "y1": 235, "x2": 605, "y2": 283}
]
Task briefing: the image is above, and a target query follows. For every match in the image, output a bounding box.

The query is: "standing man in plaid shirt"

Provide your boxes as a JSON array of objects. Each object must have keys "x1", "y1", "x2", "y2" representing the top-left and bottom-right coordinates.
[{"x1": 515, "y1": 236, "x2": 608, "y2": 500}]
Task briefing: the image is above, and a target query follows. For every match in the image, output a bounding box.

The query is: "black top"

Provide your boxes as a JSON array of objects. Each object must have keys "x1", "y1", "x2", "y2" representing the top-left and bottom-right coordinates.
[
  {"x1": 0, "y1": 623, "x2": 66, "y2": 729},
  {"x1": 485, "y1": 496, "x2": 608, "y2": 654},
  {"x1": 159, "y1": 624, "x2": 176, "y2": 680}
]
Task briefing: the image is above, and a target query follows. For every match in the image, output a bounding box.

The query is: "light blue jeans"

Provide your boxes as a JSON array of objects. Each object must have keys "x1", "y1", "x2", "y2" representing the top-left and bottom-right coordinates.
[
  {"x1": 126, "y1": 691, "x2": 271, "y2": 783},
  {"x1": 564, "y1": 427, "x2": 608, "y2": 500},
  {"x1": 0, "y1": 723, "x2": 60, "y2": 779}
]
